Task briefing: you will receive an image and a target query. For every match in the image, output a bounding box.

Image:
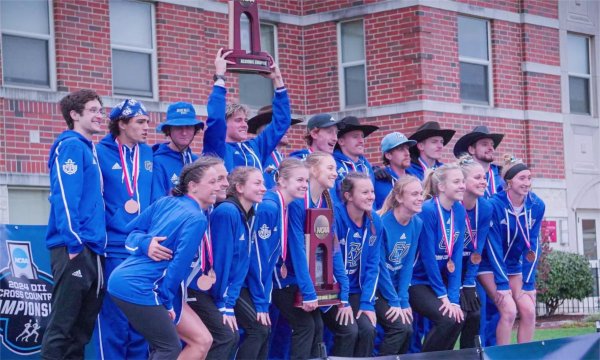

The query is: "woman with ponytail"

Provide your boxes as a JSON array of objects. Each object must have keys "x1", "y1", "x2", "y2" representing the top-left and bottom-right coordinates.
[
  {"x1": 272, "y1": 151, "x2": 350, "y2": 360},
  {"x1": 375, "y1": 175, "x2": 423, "y2": 355},
  {"x1": 187, "y1": 166, "x2": 266, "y2": 359},
  {"x1": 455, "y1": 154, "x2": 494, "y2": 348},
  {"x1": 321, "y1": 172, "x2": 382, "y2": 357},
  {"x1": 410, "y1": 163, "x2": 466, "y2": 352},
  {"x1": 238, "y1": 158, "x2": 309, "y2": 359},
  {"x1": 107, "y1": 156, "x2": 222, "y2": 359},
  {"x1": 477, "y1": 155, "x2": 545, "y2": 345}
]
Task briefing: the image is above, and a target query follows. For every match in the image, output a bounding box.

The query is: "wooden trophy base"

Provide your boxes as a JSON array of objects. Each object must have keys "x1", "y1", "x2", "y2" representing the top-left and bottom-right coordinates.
[
  {"x1": 224, "y1": 49, "x2": 272, "y2": 74},
  {"x1": 294, "y1": 283, "x2": 341, "y2": 308}
]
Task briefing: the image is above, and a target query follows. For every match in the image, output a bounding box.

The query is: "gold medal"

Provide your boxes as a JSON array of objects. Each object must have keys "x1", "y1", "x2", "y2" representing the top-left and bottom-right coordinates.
[
  {"x1": 470, "y1": 252, "x2": 482, "y2": 265},
  {"x1": 446, "y1": 259, "x2": 455, "y2": 273},
  {"x1": 280, "y1": 263, "x2": 288, "y2": 279},
  {"x1": 197, "y1": 275, "x2": 213, "y2": 291},
  {"x1": 124, "y1": 199, "x2": 139, "y2": 214},
  {"x1": 526, "y1": 250, "x2": 536, "y2": 262}
]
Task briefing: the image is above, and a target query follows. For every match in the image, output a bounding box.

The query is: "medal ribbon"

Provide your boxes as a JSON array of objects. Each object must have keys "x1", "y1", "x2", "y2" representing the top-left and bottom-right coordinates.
[
  {"x1": 116, "y1": 139, "x2": 139, "y2": 199},
  {"x1": 486, "y1": 167, "x2": 496, "y2": 196},
  {"x1": 275, "y1": 190, "x2": 288, "y2": 261},
  {"x1": 200, "y1": 223, "x2": 213, "y2": 272},
  {"x1": 271, "y1": 150, "x2": 282, "y2": 168},
  {"x1": 507, "y1": 193, "x2": 532, "y2": 251},
  {"x1": 462, "y1": 201, "x2": 478, "y2": 251},
  {"x1": 435, "y1": 197, "x2": 455, "y2": 259}
]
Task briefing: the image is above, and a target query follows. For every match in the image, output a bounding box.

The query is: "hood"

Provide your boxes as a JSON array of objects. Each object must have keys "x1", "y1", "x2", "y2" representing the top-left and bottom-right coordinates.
[
  {"x1": 48, "y1": 130, "x2": 92, "y2": 168},
  {"x1": 333, "y1": 149, "x2": 367, "y2": 166},
  {"x1": 100, "y1": 133, "x2": 118, "y2": 149},
  {"x1": 216, "y1": 196, "x2": 256, "y2": 222}
]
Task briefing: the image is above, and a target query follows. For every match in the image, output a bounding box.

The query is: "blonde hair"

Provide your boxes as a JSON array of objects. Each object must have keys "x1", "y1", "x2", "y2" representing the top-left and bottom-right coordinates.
[
  {"x1": 305, "y1": 151, "x2": 334, "y2": 175},
  {"x1": 457, "y1": 154, "x2": 484, "y2": 178},
  {"x1": 422, "y1": 163, "x2": 461, "y2": 200},
  {"x1": 500, "y1": 154, "x2": 526, "y2": 179},
  {"x1": 377, "y1": 175, "x2": 421, "y2": 215},
  {"x1": 225, "y1": 103, "x2": 249, "y2": 121},
  {"x1": 226, "y1": 166, "x2": 261, "y2": 198},
  {"x1": 275, "y1": 157, "x2": 308, "y2": 186}
]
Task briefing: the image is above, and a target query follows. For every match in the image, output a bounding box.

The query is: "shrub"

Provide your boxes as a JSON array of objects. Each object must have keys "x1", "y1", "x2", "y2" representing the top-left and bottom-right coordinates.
[{"x1": 537, "y1": 250, "x2": 594, "y2": 316}]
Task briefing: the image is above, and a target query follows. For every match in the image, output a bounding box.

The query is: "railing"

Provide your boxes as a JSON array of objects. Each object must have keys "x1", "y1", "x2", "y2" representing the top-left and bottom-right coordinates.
[{"x1": 536, "y1": 265, "x2": 600, "y2": 316}]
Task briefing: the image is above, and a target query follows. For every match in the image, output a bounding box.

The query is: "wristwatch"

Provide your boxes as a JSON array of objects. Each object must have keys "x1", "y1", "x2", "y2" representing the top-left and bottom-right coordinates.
[{"x1": 213, "y1": 74, "x2": 227, "y2": 82}]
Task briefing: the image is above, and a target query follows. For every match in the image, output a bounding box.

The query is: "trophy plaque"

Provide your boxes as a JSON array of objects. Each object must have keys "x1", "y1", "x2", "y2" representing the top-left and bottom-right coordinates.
[
  {"x1": 294, "y1": 208, "x2": 341, "y2": 307},
  {"x1": 225, "y1": 0, "x2": 273, "y2": 74}
]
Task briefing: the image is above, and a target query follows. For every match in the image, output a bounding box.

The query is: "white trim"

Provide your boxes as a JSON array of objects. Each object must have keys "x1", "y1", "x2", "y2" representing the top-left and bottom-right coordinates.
[
  {"x1": 338, "y1": 18, "x2": 367, "y2": 110},
  {"x1": 521, "y1": 62, "x2": 561, "y2": 76},
  {"x1": 54, "y1": 145, "x2": 83, "y2": 246}
]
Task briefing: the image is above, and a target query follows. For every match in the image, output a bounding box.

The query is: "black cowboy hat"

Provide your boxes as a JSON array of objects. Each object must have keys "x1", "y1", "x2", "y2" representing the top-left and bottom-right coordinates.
[
  {"x1": 453, "y1": 125, "x2": 504, "y2": 157},
  {"x1": 247, "y1": 105, "x2": 303, "y2": 134},
  {"x1": 408, "y1": 121, "x2": 455, "y2": 158},
  {"x1": 337, "y1": 116, "x2": 379, "y2": 138}
]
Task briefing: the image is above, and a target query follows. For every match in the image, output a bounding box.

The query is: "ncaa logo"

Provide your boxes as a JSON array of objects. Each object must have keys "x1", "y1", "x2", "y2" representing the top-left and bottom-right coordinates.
[{"x1": 12, "y1": 248, "x2": 29, "y2": 269}]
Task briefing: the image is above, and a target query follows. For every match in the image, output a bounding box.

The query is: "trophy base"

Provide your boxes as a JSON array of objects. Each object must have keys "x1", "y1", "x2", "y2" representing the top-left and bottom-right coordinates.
[
  {"x1": 224, "y1": 49, "x2": 272, "y2": 74},
  {"x1": 294, "y1": 284, "x2": 341, "y2": 308}
]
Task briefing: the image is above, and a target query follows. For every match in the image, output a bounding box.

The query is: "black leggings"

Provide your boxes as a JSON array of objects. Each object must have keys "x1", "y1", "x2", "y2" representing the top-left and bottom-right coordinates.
[
  {"x1": 374, "y1": 294, "x2": 413, "y2": 355},
  {"x1": 235, "y1": 287, "x2": 270, "y2": 359},
  {"x1": 111, "y1": 296, "x2": 180, "y2": 360},
  {"x1": 408, "y1": 285, "x2": 463, "y2": 352}
]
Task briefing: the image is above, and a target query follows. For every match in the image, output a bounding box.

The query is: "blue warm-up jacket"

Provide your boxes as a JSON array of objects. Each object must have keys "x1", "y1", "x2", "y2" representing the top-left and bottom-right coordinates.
[{"x1": 461, "y1": 197, "x2": 493, "y2": 287}]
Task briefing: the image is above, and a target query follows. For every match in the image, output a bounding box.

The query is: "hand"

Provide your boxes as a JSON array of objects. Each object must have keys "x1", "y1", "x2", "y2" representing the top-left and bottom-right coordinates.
[
  {"x1": 262, "y1": 56, "x2": 284, "y2": 87},
  {"x1": 357, "y1": 310, "x2": 377, "y2": 327},
  {"x1": 301, "y1": 301, "x2": 318, "y2": 312},
  {"x1": 452, "y1": 304, "x2": 465, "y2": 323},
  {"x1": 147, "y1": 236, "x2": 172, "y2": 261},
  {"x1": 168, "y1": 309, "x2": 176, "y2": 321},
  {"x1": 223, "y1": 314, "x2": 238, "y2": 332},
  {"x1": 399, "y1": 307, "x2": 413, "y2": 324},
  {"x1": 438, "y1": 297, "x2": 454, "y2": 319},
  {"x1": 385, "y1": 306, "x2": 401, "y2": 322},
  {"x1": 256, "y1": 312, "x2": 271, "y2": 326},
  {"x1": 335, "y1": 305, "x2": 354, "y2": 326},
  {"x1": 374, "y1": 166, "x2": 393, "y2": 182},
  {"x1": 215, "y1": 48, "x2": 234, "y2": 76},
  {"x1": 494, "y1": 290, "x2": 512, "y2": 307}
]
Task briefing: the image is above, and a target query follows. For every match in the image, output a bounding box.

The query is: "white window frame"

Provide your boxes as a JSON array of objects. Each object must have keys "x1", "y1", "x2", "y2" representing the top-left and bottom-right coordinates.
[
  {"x1": 458, "y1": 15, "x2": 493, "y2": 107},
  {"x1": 567, "y1": 33, "x2": 593, "y2": 115},
  {"x1": 337, "y1": 18, "x2": 367, "y2": 110},
  {"x1": 0, "y1": 0, "x2": 56, "y2": 91},
  {"x1": 238, "y1": 22, "x2": 278, "y2": 109},
  {"x1": 110, "y1": 0, "x2": 158, "y2": 101}
]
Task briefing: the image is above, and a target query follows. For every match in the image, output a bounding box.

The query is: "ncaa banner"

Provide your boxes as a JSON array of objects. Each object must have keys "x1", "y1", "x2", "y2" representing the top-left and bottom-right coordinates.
[{"x1": 0, "y1": 225, "x2": 52, "y2": 359}]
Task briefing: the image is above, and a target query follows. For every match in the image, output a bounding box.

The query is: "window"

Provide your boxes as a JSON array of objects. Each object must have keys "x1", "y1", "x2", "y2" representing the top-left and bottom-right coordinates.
[
  {"x1": 8, "y1": 187, "x2": 51, "y2": 225},
  {"x1": 458, "y1": 16, "x2": 491, "y2": 105},
  {"x1": 0, "y1": 0, "x2": 53, "y2": 89},
  {"x1": 339, "y1": 19, "x2": 367, "y2": 108},
  {"x1": 110, "y1": 0, "x2": 156, "y2": 98},
  {"x1": 239, "y1": 21, "x2": 277, "y2": 108},
  {"x1": 568, "y1": 33, "x2": 592, "y2": 115}
]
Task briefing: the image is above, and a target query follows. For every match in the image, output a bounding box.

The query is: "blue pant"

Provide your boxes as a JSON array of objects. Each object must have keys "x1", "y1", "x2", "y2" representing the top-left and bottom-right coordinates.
[{"x1": 94, "y1": 256, "x2": 148, "y2": 360}]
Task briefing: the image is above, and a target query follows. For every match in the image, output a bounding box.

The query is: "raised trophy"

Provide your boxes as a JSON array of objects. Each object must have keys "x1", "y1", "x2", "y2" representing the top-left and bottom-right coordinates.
[
  {"x1": 294, "y1": 208, "x2": 341, "y2": 307},
  {"x1": 225, "y1": 0, "x2": 273, "y2": 74}
]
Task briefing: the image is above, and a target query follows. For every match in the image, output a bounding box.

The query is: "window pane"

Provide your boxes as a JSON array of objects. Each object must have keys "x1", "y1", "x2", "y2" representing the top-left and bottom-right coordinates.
[
  {"x1": 344, "y1": 65, "x2": 366, "y2": 107},
  {"x1": 8, "y1": 188, "x2": 51, "y2": 225},
  {"x1": 2, "y1": 35, "x2": 49, "y2": 87},
  {"x1": 569, "y1": 76, "x2": 590, "y2": 114},
  {"x1": 260, "y1": 24, "x2": 275, "y2": 55},
  {"x1": 112, "y1": 49, "x2": 152, "y2": 97},
  {"x1": 240, "y1": 13, "x2": 251, "y2": 52},
  {"x1": 341, "y1": 20, "x2": 365, "y2": 63},
  {"x1": 568, "y1": 34, "x2": 589, "y2": 75},
  {"x1": 582, "y1": 219, "x2": 597, "y2": 261},
  {"x1": 239, "y1": 75, "x2": 273, "y2": 107},
  {"x1": 0, "y1": 0, "x2": 49, "y2": 34},
  {"x1": 458, "y1": 16, "x2": 488, "y2": 60},
  {"x1": 110, "y1": 0, "x2": 152, "y2": 48},
  {"x1": 460, "y1": 62, "x2": 489, "y2": 103}
]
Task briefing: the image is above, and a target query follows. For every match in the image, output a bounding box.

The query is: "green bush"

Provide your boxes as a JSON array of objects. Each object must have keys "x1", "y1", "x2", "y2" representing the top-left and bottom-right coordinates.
[{"x1": 537, "y1": 250, "x2": 594, "y2": 316}]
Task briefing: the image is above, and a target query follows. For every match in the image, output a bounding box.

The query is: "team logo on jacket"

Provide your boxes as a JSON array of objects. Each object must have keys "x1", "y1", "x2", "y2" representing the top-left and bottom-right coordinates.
[
  {"x1": 0, "y1": 241, "x2": 54, "y2": 356},
  {"x1": 62, "y1": 159, "x2": 77, "y2": 175},
  {"x1": 368, "y1": 235, "x2": 377, "y2": 246},
  {"x1": 337, "y1": 167, "x2": 347, "y2": 177},
  {"x1": 145, "y1": 161, "x2": 152, "y2": 172},
  {"x1": 438, "y1": 232, "x2": 460, "y2": 250},
  {"x1": 257, "y1": 224, "x2": 271, "y2": 240},
  {"x1": 347, "y1": 242, "x2": 362, "y2": 271},
  {"x1": 464, "y1": 230, "x2": 477, "y2": 247},
  {"x1": 389, "y1": 242, "x2": 410, "y2": 266},
  {"x1": 170, "y1": 174, "x2": 179, "y2": 185}
]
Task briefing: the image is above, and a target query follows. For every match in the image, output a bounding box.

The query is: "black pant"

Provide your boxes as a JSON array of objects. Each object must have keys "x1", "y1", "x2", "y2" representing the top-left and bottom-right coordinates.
[
  {"x1": 272, "y1": 286, "x2": 324, "y2": 360},
  {"x1": 374, "y1": 294, "x2": 413, "y2": 355},
  {"x1": 41, "y1": 246, "x2": 105, "y2": 360},
  {"x1": 111, "y1": 296, "x2": 181, "y2": 360},
  {"x1": 408, "y1": 285, "x2": 463, "y2": 352},
  {"x1": 321, "y1": 293, "x2": 375, "y2": 357},
  {"x1": 235, "y1": 288, "x2": 270, "y2": 360},
  {"x1": 459, "y1": 308, "x2": 480, "y2": 348},
  {"x1": 187, "y1": 288, "x2": 239, "y2": 360}
]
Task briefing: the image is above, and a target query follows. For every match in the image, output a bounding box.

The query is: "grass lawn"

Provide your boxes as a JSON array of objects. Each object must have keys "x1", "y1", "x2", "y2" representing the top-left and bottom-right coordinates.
[{"x1": 514, "y1": 326, "x2": 596, "y2": 342}]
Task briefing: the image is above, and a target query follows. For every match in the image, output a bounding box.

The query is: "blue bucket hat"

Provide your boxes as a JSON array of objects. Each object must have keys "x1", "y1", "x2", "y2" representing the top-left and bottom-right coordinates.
[
  {"x1": 381, "y1": 132, "x2": 417, "y2": 153},
  {"x1": 109, "y1": 99, "x2": 148, "y2": 122},
  {"x1": 156, "y1": 102, "x2": 203, "y2": 133}
]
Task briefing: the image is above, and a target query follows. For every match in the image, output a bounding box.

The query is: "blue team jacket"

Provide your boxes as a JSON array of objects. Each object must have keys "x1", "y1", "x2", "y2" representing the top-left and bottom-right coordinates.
[
  {"x1": 461, "y1": 197, "x2": 493, "y2": 287},
  {"x1": 406, "y1": 158, "x2": 443, "y2": 181},
  {"x1": 151, "y1": 143, "x2": 197, "y2": 202},
  {"x1": 188, "y1": 197, "x2": 255, "y2": 316},
  {"x1": 412, "y1": 198, "x2": 466, "y2": 305},
  {"x1": 107, "y1": 195, "x2": 206, "y2": 315},
  {"x1": 263, "y1": 150, "x2": 283, "y2": 190},
  {"x1": 482, "y1": 190, "x2": 545, "y2": 291},
  {"x1": 289, "y1": 148, "x2": 311, "y2": 160},
  {"x1": 334, "y1": 203, "x2": 382, "y2": 311},
  {"x1": 374, "y1": 166, "x2": 402, "y2": 210},
  {"x1": 378, "y1": 211, "x2": 423, "y2": 308},
  {"x1": 333, "y1": 150, "x2": 375, "y2": 203},
  {"x1": 46, "y1": 130, "x2": 106, "y2": 255},
  {"x1": 275, "y1": 191, "x2": 350, "y2": 305},
  {"x1": 224, "y1": 89, "x2": 290, "y2": 173},
  {"x1": 484, "y1": 164, "x2": 504, "y2": 198},
  {"x1": 96, "y1": 134, "x2": 153, "y2": 257}
]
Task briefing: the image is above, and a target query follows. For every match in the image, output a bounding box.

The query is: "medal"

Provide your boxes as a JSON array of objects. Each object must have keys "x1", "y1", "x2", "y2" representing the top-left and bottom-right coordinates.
[
  {"x1": 124, "y1": 199, "x2": 139, "y2": 214},
  {"x1": 507, "y1": 193, "x2": 535, "y2": 262},
  {"x1": 197, "y1": 275, "x2": 213, "y2": 291},
  {"x1": 276, "y1": 191, "x2": 289, "y2": 278},
  {"x1": 470, "y1": 252, "x2": 482, "y2": 264},
  {"x1": 280, "y1": 263, "x2": 288, "y2": 279},
  {"x1": 463, "y1": 200, "x2": 478, "y2": 257},
  {"x1": 446, "y1": 259, "x2": 455, "y2": 273},
  {"x1": 526, "y1": 250, "x2": 536, "y2": 262}
]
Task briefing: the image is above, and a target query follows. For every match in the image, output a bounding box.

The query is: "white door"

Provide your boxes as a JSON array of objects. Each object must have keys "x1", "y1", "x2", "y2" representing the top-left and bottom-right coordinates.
[{"x1": 577, "y1": 212, "x2": 600, "y2": 298}]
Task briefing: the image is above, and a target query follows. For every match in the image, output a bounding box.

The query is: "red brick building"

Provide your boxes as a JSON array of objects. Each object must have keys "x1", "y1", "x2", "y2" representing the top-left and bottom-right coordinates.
[{"x1": 0, "y1": 0, "x2": 599, "y2": 266}]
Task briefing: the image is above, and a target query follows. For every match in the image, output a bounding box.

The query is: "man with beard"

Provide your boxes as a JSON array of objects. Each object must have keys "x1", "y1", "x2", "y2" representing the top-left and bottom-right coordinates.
[
  {"x1": 374, "y1": 132, "x2": 417, "y2": 209},
  {"x1": 289, "y1": 113, "x2": 342, "y2": 159},
  {"x1": 247, "y1": 105, "x2": 302, "y2": 189},
  {"x1": 453, "y1": 125, "x2": 505, "y2": 198},
  {"x1": 406, "y1": 121, "x2": 455, "y2": 181}
]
